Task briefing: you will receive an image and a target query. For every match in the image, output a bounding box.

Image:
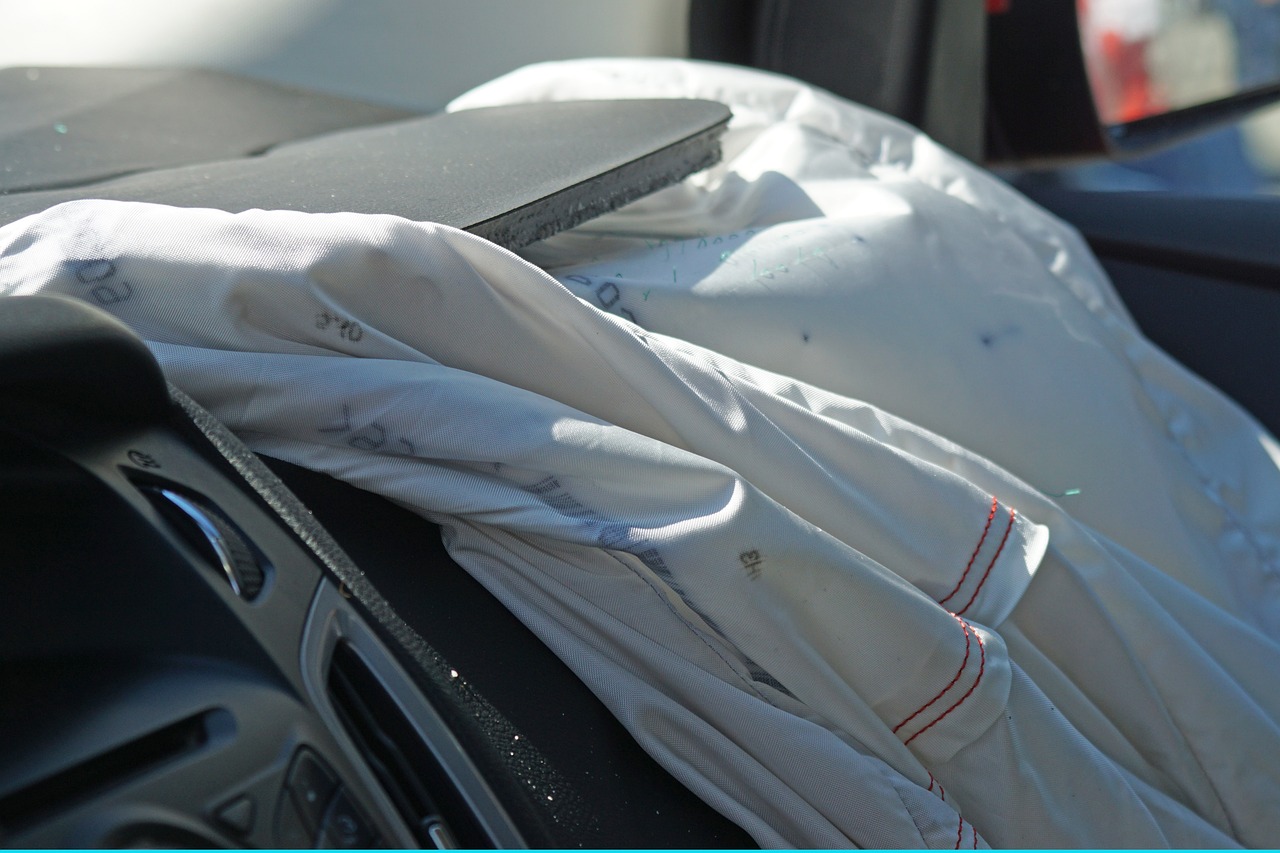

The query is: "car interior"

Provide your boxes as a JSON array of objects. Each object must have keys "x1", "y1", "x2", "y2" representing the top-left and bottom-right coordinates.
[{"x1": 3, "y1": 0, "x2": 1280, "y2": 848}]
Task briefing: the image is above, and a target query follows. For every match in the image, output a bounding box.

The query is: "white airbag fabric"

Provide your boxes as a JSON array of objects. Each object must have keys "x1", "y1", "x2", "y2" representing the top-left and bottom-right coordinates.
[{"x1": 3, "y1": 59, "x2": 1280, "y2": 848}]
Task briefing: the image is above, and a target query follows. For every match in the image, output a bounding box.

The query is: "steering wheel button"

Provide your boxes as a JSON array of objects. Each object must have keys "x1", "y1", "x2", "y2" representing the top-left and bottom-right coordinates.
[
  {"x1": 213, "y1": 794, "x2": 255, "y2": 836},
  {"x1": 274, "y1": 789, "x2": 314, "y2": 849},
  {"x1": 319, "y1": 788, "x2": 378, "y2": 849},
  {"x1": 286, "y1": 748, "x2": 340, "y2": 832}
]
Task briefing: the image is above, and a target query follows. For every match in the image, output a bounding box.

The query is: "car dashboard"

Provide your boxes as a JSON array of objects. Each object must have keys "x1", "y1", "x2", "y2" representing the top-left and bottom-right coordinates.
[
  {"x1": 0, "y1": 294, "x2": 753, "y2": 849},
  {"x1": 0, "y1": 296, "x2": 515, "y2": 848}
]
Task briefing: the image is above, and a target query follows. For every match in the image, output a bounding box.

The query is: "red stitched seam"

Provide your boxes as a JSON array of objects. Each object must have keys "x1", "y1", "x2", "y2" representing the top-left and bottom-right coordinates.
[
  {"x1": 904, "y1": 626, "x2": 987, "y2": 746},
  {"x1": 893, "y1": 618, "x2": 972, "y2": 734},
  {"x1": 954, "y1": 508, "x2": 1016, "y2": 617},
  {"x1": 955, "y1": 816, "x2": 964, "y2": 849},
  {"x1": 939, "y1": 496, "x2": 998, "y2": 607},
  {"x1": 927, "y1": 772, "x2": 946, "y2": 801},
  {"x1": 972, "y1": 822, "x2": 978, "y2": 849}
]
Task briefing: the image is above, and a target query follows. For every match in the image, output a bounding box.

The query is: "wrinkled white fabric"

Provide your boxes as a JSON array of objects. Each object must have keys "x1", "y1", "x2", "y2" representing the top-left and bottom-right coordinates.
[{"x1": 2, "y1": 58, "x2": 1279, "y2": 848}]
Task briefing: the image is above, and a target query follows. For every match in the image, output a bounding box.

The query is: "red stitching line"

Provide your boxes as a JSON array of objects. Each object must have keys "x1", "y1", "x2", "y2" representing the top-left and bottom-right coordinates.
[
  {"x1": 904, "y1": 626, "x2": 987, "y2": 746},
  {"x1": 893, "y1": 618, "x2": 972, "y2": 734},
  {"x1": 939, "y1": 497, "x2": 998, "y2": 607},
  {"x1": 972, "y1": 822, "x2": 979, "y2": 849},
  {"x1": 955, "y1": 816, "x2": 964, "y2": 849},
  {"x1": 954, "y1": 508, "x2": 1016, "y2": 617},
  {"x1": 927, "y1": 772, "x2": 946, "y2": 801}
]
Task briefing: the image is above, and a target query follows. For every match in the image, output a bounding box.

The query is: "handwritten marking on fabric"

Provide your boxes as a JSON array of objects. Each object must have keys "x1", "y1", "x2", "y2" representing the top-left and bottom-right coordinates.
[
  {"x1": 557, "y1": 227, "x2": 857, "y2": 333},
  {"x1": 639, "y1": 232, "x2": 761, "y2": 258},
  {"x1": 72, "y1": 258, "x2": 132, "y2": 306},
  {"x1": 739, "y1": 549, "x2": 764, "y2": 580},
  {"x1": 525, "y1": 477, "x2": 673, "y2": 576},
  {"x1": 529, "y1": 475, "x2": 598, "y2": 521},
  {"x1": 564, "y1": 274, "x2": 638, "y2": 324},
  {"x1": 717, "y1": 235, "x2": 842, "y2": 283},
  {"x1": 523, "y1": 476, "x2": 783, "y2": 692},
  {"x1": 644, "y1": 238, "x2": 673, "y2": 260},
  {"x1": 318, "y1": 403, "x2": 416, "y2": 455},
  {"x1": 316, "y1": 311, "x2": 364, "y2": 342},
  {"x1": 979, "y1": 325, "x2": 1020, "y2": 348}
]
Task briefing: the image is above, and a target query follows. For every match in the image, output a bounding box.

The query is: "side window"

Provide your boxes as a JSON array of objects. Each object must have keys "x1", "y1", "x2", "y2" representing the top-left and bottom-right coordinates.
[{"x1": 1024, "y1": 0, "x2": 1280, "y2": 195}]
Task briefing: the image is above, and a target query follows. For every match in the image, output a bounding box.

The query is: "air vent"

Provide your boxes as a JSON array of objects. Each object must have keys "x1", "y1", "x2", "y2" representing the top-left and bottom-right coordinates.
[
  {"x1": 0, "y1": 710, "x2": 225, "y2": 834},
  {"x1": 136, "y1": 483, "x2": 268, "y2": 600},
  {"x1": 326, "y1": 641, "x2": 486, "y2": 849}
]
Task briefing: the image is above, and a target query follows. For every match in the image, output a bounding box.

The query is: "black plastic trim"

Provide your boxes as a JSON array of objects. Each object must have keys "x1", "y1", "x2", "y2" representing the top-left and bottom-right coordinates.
[
  {"x1": 328, "y1": 641, "x2": 482, "y2": 848},
  {"x1": 0, "y1": 710, "x2": 222, "y2": 833}
]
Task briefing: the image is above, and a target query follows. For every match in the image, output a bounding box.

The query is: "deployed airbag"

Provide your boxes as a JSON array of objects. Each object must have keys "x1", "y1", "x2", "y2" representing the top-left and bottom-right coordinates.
[{"x1": 3, "y1": 60, "x2": 1280, "y2": 849}]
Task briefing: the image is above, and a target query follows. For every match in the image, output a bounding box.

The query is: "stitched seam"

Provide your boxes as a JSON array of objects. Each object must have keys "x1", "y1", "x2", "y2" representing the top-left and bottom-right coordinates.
[
  {"x1": 954, "y1": 508, "x2": 1016, "y2": 617},
  {"x1": 904, "y1": 625, "x2": 987, "y2": 746},
  {"x1": 927, "y1": 772, "x2": 946, "y2": 802},
  {"x1": 600, "y1": 550, "x2": 769, "y2": 702},
  {"x1": 890, "y1": 781, "x2": 934, "y2": 850},
  {"x1": 893, "y1": 617, "x2": 972, "y2": 733},
  {"x1": 954, "y1": 816, "x2": 964, "y2": 849},
  {"x1": 938, "y1": 496, "x2": 998, "y2": 607},
  {"x1": 971, "y1": 822, "x2": 979, "y2": 849}
]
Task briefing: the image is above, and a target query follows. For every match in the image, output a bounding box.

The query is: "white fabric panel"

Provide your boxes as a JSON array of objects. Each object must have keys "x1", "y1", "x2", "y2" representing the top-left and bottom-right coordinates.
[
  {"x1": 3, "y1": 58, "x2": 1279, "y2": 848},
  {"x1": 460, "y1": 59, "x2": 1280, "y2": 636}
]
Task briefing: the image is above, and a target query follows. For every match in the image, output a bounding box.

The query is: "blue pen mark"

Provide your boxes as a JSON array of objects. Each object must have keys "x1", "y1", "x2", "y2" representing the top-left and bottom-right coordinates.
[{"x1": 980, "y1": 325, "x2": 1021, "y2": 348}]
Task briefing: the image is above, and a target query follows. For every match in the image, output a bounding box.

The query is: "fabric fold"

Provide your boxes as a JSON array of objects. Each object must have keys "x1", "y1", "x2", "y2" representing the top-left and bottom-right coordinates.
[{"x1": 3, "y1": 58, "x2": 1280, "y2": 847}]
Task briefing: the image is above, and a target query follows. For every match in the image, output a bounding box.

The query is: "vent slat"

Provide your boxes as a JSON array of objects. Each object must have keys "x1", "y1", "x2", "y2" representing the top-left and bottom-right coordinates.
[
  {"x1": 0, "y1": 710, "x2": 218, "y2": 832},
  {"x1": 326, "y1": 641, "x2": 490, "y2": 848}
]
